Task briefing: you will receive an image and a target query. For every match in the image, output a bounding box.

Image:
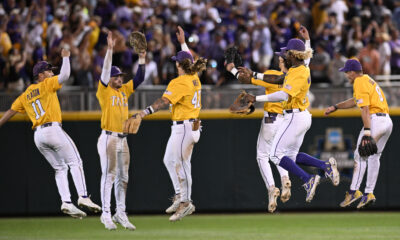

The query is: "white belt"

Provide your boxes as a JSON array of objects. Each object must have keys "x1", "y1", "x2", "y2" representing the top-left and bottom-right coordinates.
[
  {"x1": 102, "y1": 130, "x2": 127, "y2": 138},
  {"x1": 172, "y1": 119, "x2": 195, "y2": 125}
]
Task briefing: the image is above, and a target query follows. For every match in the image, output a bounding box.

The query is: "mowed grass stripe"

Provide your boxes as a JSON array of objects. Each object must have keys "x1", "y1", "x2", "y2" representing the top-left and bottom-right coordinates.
[{"x1": 0, "y1": 212, "x2": 399, "y2": 240}]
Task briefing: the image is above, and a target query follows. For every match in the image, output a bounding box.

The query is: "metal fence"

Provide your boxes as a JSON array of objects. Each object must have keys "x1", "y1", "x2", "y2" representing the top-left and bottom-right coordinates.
[{"x1": 1, "y1": 82, "x2": 400, "y2": 111}]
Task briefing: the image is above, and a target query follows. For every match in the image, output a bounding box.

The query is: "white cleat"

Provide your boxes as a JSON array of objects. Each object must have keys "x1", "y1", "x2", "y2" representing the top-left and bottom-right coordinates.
[
  {"x1": 169, "y1": 202, "x2": 195, "y2": 222},
  {"x1": 280, "y1": 178, "x2": 291, "y2": 203},
  {"x1": 268, "y1": 187, "x2": 280, "y2": 213},
  {"x1": 61, "y1": 202, "x2": 87, "y2": 219},
  {"x1": 101, "y1": 213, "x2": 117, "y2": 230},
  {"x1": 325, "y1": 157, "x2": 340, "y2": 186},
  {"x1": 165, "y1": 194, "x2": 181, "y2": 214},
  {"x1": 112, "y1": 212, "x2": 136, "y2": 230},
  {"x1": 78, "y1": 196, "x2": 102, "y2": 213}
]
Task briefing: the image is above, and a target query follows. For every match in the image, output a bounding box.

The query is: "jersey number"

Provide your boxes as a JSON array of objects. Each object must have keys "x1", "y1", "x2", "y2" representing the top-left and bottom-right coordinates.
[
  {"x1": 375, "y1": 86, "x2": 384, "y2": 102},
  {"x1": 191, "y1": 90, "x2": 201, "y2": 108},
  {"x1": 31, "y1": 99, "x2": 46, "y2": 119}
]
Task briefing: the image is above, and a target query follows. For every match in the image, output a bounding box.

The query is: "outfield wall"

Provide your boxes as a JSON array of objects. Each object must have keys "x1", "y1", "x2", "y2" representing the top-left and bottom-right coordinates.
[{"x1": 1, "y1": 109, "x2": 399, "y2": 215}]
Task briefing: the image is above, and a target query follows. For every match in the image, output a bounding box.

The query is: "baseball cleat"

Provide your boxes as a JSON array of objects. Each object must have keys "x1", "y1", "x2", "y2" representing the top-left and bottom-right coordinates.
[
  {"x1": 169, "y1": 202, "x2": 195, "y2": 222},
  {"x1": 325, "y1": 157, "x2": 340, "y2": 186},
  {"x1": 303, "y1": 175, "x2": 321, "y2": 202},
  {"x1": 61, "y1": 202, "x2": 87, "y2": 219},
  {"x1": 357, "y1": 193, "x2": 376, "y2": 209},
  {"x1": 340, "y1": 190, "x2": 363, "y2": 207},
  {"x1": 268, "y1": 187, "x2": 280, "y2": 213},
  {"x1": 112, "y1": 212, "x2": 136, "y2": 230},
  {"x1": 78, "y1": 196, "x2": 102, "y2": 213},
  {"x1": 280, "y1": 178, "x2": 291, "y2": 203},
  {"x1": 101, "y1": 213, "x2": 117, "y2": 230},
  {"x1": 165, "y1": 194, "x2": 181, "y2": 214}
]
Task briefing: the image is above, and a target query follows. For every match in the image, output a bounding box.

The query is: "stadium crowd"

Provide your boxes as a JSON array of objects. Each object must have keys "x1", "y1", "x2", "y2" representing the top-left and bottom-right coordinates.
[{"x1": 1, "y1": 0, "x2": 400, "y2": 92}]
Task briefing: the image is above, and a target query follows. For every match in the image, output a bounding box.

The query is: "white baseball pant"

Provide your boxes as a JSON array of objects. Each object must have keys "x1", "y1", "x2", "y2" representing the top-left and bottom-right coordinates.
[
  {"x1": 257, "y1": 112, "x2": 289, "y2": 190},
  {"x1": 350, "y1": 114, "x2": 392, "y2": 193},
  {"x1": 98, "y1": 130, "x2": 130, "y2": 214},
  {"x1": 269, "y1": 110, "x2": 312, "y2": 165},
  {"x1": 34, "y1": 122, "x2": 88, "y2": 202},
  {"x1": 164, "y1": 121, "x2": 200, "y2": 203}
]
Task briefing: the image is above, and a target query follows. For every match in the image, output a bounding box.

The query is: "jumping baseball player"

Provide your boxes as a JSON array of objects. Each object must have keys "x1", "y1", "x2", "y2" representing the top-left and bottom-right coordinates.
[
  {"x1": 129, "y1": 26, "x2": 205, "y2": 221},
  {"x1": 228, "y1": 27, "x2": 314, "y2": 211},
  {"x1": 96, "y1": 31, "x2": 145, "y2": 230},
  {"x1": 0, "y1": 49, "x2": 101, "y2": 218},
  {"x1": 232, "y1": 38, "x2": 340, "y2": 203},
  {"x1": 325, "y1": 59, "x2": 392, "y2": 208}
]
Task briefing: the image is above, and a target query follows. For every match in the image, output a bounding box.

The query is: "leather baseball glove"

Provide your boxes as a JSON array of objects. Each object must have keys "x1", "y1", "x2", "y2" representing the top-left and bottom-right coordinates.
[
  {"x1": 123, "y1": 114, "x2": 142, "y2": 134},
  {"x1": 229, "y1": 91, "x2": 255, "y2": 115},
  {"x1": 224, "y1": 46, "x2": 243, "y2": 67},
  {"x1": 358, "y1": 135, "x2": 378, "y2": 157},
  {"x1": 129, "y1": 31, "x2": 147, "y2": 53}
]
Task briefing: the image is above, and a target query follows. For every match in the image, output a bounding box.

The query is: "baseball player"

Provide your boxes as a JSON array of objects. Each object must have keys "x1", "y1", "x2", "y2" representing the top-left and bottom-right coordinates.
[
  {"x1": 325, "y1": 59, "x2": 392, "y2": 208},
  {"x1": 96, "y1": 31, "x2": 145, "y2": 230},
  {"x1": 233, "y1": 38, "x2": 340, "y2": 202},
  {"x1": 228, "y1": 27, "x2": 313, "y2": 211},
  {"x1": 131, "y1": 26, "x2": 205, "y2": 221},
  {"x1": 0, "y1": 49, "x2": 101, "y2": 218}
]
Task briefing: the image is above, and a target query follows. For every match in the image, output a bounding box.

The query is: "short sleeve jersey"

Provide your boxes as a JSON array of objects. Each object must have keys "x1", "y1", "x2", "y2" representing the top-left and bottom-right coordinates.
[
  {"x1": 96, "y1": 80, "x2": 135, "y2": 133},
  {"x1": 281, "y1": 65, "x2": 310, "y2": 110},
  {"x1": 11, "y1": 76, "x2": 62, "y2": 129},
  {"x1": 251, "y1": 69, "x2": 284, "y2": 114},
  {"x1": 353, "y1": 75, "x2": 389, "y2": 114},
  {"x1": 162, "y1": 74, "x2": 201, "y2": 121}
]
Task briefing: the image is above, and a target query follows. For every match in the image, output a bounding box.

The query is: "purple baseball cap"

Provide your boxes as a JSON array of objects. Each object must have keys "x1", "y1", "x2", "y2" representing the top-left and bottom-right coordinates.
[
  {"x1": 275, "y1": 38, "x2": 306, "y2": 57},
  {"x1": 33, "y1": 61, "x2": 54, "y2": 77},
  {"x1": 110, "y1": 66, "x2": 125, "y2": 77},
  {"x1": 171, "y1": 51, "x2": 194, "y2": 63},
  {"x1": 339, "y1": 59, "x2": 362, "y2": 72}
]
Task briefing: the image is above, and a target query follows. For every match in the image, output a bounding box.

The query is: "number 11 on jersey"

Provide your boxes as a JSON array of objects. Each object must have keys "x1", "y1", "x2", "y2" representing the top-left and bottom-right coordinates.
[
  {"x1": 32, "y1": 99, "x2": 46, "y2": 119},
  {"x1": 192, "y1": 90, "x2": 201, "y2": 108}
]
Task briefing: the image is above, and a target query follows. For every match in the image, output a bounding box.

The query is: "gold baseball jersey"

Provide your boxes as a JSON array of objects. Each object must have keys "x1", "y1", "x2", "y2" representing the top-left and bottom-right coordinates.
[
  {"x1": 251, "y1": 69, "x2": 284, "y2": 114},
  {"x1": 162, "y1": 74, "x2": 201, "y2": 121},
  {"x1": 281, "y1": 65, "x2": 310, "y2": 110},
  {"x1": 11, "y1": 76, "x2": 62, "y2": 129},
  {"x1": 96, "y1": 80, "x2": 135, "y2": 133},
  {"x1": 353, "y1": 75, "x2": 389, "y2": 114}
]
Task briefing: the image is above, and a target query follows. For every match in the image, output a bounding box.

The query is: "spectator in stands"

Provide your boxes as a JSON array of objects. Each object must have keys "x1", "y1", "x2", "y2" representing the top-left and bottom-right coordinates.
[
  {"x1": 376, "y1": 32, "x2": 392, "y2": 78},
  {"x1": 389, "y1": 29, "x2": 400, "y2": 75},
  {"x1": 328, "y1": 50, "x2": 347, "y2": 86},
  {"x1": 310, "y1": 42, "x2": 331, "y2": 84},
  {"x1": 359, "y1": 40, "x2": 381, "y2": 76}
]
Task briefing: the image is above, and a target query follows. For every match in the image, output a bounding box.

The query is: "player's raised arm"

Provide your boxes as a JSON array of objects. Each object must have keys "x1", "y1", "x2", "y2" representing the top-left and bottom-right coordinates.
[
  {"x1": 100, "y1": 31, "x2": 115, "y2": 86},
  {"x1": 133, "y1": 51, "x2": 146, "y2": 89},
  {"x1": 299, "y1": 26, "x2": 312, "y2": 67},
  {"x1": 0, "y1": 109, "x2": 18, "y2": 128},
  {"x1": 236, "y1": 66, "x2": 286, "y2": 84},
  {"x1": 58, "y1": 48, "x2": 71, "y2": 84},
  {"x1": 176, "y1": 26, "x2": 191, "y2": 54}
]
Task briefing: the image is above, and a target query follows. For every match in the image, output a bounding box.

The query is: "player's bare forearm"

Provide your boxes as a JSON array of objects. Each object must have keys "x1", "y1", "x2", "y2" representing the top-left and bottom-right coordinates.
[
  {"x1": 325, "y1": 98, "x2": 356, "y2": 115},
  {"x1": 139, "y1": 97, "x2": 170, "y2": 118},
  {"x1": 0, "y1": 109, "x2": 18, "y2": 128},
  {"x1": 361, "y1": 106, "x2": 371, "y2": 129},
  {"x1": 263, "y1": 74, "x2": 285, "y2": 84}
]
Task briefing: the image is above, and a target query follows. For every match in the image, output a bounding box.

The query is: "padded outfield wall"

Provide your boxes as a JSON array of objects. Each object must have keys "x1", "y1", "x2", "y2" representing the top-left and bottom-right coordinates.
[{"x1": 0, "y1": 109, "x2": 399, "y2": 215}]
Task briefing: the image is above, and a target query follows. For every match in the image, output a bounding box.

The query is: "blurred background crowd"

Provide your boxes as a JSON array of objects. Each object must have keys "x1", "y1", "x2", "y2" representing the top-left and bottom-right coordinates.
[{"x1": 1, "y1": 0, "x2": 400, "y2": 92}]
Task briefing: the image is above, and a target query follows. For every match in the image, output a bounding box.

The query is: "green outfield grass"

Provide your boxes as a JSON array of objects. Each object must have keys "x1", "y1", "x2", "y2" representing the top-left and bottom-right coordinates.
[{"x1": 1, "y1": 212, "x2": 400, "y2": 240}]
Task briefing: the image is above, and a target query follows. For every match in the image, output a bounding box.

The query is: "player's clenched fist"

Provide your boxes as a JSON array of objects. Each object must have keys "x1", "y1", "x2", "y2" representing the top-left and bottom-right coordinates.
[
  {"x1": 324, "y1": 105, "x2": 338, "y2": 115},
  {"x1": 61, "y1": 48, "x2": 70, "y2": 58}
]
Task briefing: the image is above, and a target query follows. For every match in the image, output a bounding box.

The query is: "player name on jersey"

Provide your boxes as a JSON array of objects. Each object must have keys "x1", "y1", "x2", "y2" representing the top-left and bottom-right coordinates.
[{"x1": 26, "y1": 88, "x2": 40, "y2": 101}]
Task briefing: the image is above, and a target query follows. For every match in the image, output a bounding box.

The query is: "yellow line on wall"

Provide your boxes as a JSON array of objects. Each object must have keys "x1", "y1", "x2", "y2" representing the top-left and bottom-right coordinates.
[{"x1": 2, "y1": 108, "x2": 400, "y2": 121}]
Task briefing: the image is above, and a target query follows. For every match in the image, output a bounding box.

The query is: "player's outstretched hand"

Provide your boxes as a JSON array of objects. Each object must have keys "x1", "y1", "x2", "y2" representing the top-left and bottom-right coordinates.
[
  {"x1": 176, "y1": 26, "x2": 185, "y2": 44},
  {"x1": 61, "y1": 48, "x2": 70, "y2": 58},
  {"x1": 107, "y1": 31, "x2": 115, "y2": 50},
  {"x1": 324, "y1": 105, "x2": 337, "y2": 116},
  {"x1": 299, "y1": 25, "x2": 310, "y2": 41}
]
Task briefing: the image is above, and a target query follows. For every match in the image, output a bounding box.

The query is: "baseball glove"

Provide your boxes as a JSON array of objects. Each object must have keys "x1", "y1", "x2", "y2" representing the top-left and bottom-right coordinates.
[
  {"x1": 129, "y1": 31, "x2": 147, "y2": 53},
  {"x1": 123, "y1": 114, "x2": 142, "y2": 134},
  {"x1": 358, "y1": 135, "x2": 378, "y2": 157},
  {"x1": 224, "y1": 46, "x2": 243, "y2": 67},
  {"x1": 229, "y1": 91, "x2": 255, "y2": 115}
]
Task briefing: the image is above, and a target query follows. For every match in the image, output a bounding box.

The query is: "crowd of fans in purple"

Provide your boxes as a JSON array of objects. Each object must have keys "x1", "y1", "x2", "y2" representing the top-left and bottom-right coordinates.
[{"x1": 1, "y1": 0, "x2": 400, "y2": 92}]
